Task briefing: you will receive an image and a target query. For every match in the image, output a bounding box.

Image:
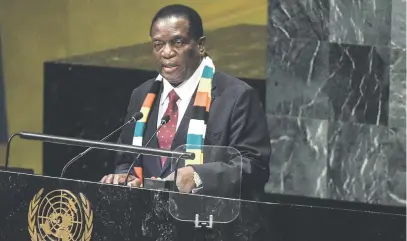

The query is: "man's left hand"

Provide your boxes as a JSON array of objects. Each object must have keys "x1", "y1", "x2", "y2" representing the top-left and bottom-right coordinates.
[{"x1": 164, "y1": 166, "x2": 196, "y2": 193}]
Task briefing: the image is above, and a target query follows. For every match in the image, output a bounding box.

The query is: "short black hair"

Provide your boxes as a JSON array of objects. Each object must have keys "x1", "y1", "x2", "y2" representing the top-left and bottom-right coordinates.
[{"x1": 150, "y1": 4, "x2": 204, "y2": 40}]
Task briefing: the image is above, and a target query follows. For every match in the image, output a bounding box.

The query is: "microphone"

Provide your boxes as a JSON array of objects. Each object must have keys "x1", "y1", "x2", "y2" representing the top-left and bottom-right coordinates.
[
  {"x1": 60, "y1": 112, "x2": 143, "y2": 178},
  {"x1": 124, "y1": 115, "x2": 170, "y2": 186}
]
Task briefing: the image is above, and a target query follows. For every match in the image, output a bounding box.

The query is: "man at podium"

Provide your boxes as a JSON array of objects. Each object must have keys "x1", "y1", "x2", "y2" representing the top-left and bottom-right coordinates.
[{"x1": 101, "y1": 4, "x2": 270, "y2": 199}]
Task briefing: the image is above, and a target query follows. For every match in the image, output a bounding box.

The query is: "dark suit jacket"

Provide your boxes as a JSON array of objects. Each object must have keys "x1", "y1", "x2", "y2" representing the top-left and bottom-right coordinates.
[{"x1": 114, "y1": 71, "x2": 270, "y2": 199}]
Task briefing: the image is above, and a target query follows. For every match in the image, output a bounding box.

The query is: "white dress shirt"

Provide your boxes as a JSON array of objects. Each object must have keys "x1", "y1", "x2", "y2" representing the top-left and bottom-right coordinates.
[{"x1": 157, "y1": 61, "x2": 205, "y2": 129}]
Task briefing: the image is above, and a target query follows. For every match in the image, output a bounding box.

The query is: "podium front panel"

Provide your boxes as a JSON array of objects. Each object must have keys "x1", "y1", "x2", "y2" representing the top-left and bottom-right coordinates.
[{"x1": 0, "y1": 170, "x2": 404, "y2": 241}]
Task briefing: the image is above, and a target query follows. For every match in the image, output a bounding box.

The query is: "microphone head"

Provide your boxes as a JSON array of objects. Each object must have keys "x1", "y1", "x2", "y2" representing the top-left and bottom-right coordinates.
[
  {"x1": 161, "y1": 115, "x2": 170, "y2": 124},
  {"x1": 130, "y1": 112, "x2": 143, "y2": 123}
]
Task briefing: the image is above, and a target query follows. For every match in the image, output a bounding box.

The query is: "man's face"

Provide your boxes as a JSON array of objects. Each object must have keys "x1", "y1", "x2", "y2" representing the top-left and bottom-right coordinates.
[{"x1": 150, "y1": 16, "x2": 204, "y2": 84}]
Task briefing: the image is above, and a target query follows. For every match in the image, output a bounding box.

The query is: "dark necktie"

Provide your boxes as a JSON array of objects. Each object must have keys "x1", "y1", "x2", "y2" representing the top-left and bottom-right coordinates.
[{"x1": 157, "y1": 90, "x2": 179, "y2": 166}]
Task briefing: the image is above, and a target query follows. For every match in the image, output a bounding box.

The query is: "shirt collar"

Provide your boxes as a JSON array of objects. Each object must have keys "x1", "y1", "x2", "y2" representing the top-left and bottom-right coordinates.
[{"x1": 160, "y1": 60, "x2": 205, "y2": 105}]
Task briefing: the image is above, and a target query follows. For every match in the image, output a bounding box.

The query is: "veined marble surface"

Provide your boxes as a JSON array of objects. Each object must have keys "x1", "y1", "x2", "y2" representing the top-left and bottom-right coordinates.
[
  {"x1": 391, "y1": 0, "x2": 406, "y2": 48},
  {"x1": 267, "y1": 39, "x2": 392, "y2": 126},
  {"x1": 266, "y1": 0, "x2": 405, "y2": 207},
  {"x1": 268, "y1": 0, "x2": 405, "y2": 48},
  {"x1": 329, "y1": 0, "x2": 392, "y2": 46},
  {"x1": 328, "y1": 122, "x2": 406, "y2": 206},
  {"x1": 389, "y1": 48, "x2": 406, "y2": 128},
  {"x1": 389, "y1": 72, "x2": 406, "y2": 128},
  {"x1": 265, "y1": 115, "x2": 328, "y2": 198},
  {"x1": 266, "y1": 38, "x2": 331, "y2": 120},
  {"x1": 265, "y1": 115, "x2": 406, "y2": 206},
  {"x1": 268, "y1": 0, "x2": 329, "y2": 42}
]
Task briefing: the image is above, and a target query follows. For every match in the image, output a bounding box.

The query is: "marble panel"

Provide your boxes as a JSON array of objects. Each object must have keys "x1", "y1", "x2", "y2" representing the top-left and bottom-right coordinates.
[
  {"x1": 329, "y1": 0, "x2": 392, "y2": 46},
  {"x1": 325, "y1": 44, "x2": 389, "y2": 125},
  {"x1": 268, "y1": 0, "x2": 329, "y2": 43},
  {"x1": 265, "y1": 114, "x2": 328, "y2": 198},
  {"x1": 267, "y1": 40, "x2": 390, "y2": 125},
  {"x1": 328, "y1": 121, "x2": 406, "y2": 206},
  {"x1": 267, "y1": 38, "x2": 332, "y2": 119},
  {"x1": 389, "y1": 72, "x2": 406, "y2": 128},
  {"x1": 390, "y1": 0, "x2": 406, "y2": 48}
]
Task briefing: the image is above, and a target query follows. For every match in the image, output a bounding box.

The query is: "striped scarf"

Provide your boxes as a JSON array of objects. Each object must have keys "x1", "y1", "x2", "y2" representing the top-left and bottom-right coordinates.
[{"x1": 132, "y1": 56, "x2": 214, "y2": 178}]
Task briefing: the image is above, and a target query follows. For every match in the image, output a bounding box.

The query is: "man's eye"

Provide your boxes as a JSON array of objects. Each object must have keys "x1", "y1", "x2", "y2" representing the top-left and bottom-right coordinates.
[
  {"x1": 153, "y1": 42, "x2": 163, "y2": 49},
  {"x1": 174, "y1": 39, "x2": 183, "y2": 46}
]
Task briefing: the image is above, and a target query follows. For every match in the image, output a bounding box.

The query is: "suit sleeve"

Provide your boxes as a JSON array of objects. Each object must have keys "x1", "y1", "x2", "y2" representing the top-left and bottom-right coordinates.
[
  {"x1": 191, "y1": 88, "x2": 270, "y2": 199},
  {"x1": 114, "y1": 89, "x2": 139, "y2": 174}
]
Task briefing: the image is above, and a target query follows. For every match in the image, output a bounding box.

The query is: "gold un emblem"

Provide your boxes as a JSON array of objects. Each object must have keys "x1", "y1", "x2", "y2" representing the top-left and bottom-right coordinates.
[{"x1": 28, "y1": 189, "x2": 93, "y2": 241}]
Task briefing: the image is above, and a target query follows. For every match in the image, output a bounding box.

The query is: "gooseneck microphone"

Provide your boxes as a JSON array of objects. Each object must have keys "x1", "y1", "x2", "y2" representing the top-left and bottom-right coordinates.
[
  {"x1": 4, "y1": 133, "x2": 19, "y2": 170},
  {"x1": 60, "y1": 112, "x2": 143, "y2": 178},
  {"x1": 124, "y1": 115, "x2": 170, "y2": 186}
]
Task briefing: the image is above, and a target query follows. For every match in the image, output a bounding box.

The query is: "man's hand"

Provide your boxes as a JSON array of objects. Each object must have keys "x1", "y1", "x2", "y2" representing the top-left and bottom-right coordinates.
[
  {"x1": 100, "y1": 174, "x2": 141, "y2": 187},
  {"x1": 175, "y1": 166, "x2": 196, "y2": 193}
]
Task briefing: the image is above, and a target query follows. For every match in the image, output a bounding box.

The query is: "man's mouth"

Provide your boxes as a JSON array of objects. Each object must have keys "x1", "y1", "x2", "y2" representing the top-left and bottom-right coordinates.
[{"x1": 162, "y1": 64, "x2": 178, "y2": 73}]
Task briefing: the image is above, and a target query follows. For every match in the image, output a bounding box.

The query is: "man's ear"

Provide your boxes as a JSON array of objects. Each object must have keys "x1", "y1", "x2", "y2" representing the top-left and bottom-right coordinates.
[{"x1": 198, "y1": 36, "x2": 206, "y2": 56}]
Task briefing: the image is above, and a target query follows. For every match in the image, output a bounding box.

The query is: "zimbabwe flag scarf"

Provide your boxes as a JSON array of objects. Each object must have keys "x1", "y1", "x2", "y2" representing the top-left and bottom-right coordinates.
[{"x1": 132, "y1": 56, "x2": 214, "y2": 179}]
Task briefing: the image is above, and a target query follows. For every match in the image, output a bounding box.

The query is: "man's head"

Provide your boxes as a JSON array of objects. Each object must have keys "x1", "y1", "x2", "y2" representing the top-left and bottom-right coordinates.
[{"x1": 150, "y1": 5, "x2": 206, "y2": 84}]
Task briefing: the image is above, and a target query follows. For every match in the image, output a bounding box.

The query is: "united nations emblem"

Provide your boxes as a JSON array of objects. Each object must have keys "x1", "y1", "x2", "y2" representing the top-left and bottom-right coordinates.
[{"x1": 28, "y1": 189, "x2": 93, "y2": 241}]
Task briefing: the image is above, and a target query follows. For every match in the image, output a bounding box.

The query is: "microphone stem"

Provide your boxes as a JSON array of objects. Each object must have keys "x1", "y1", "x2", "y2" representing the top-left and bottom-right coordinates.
[
  {"x1": 124, "y1": 119, "x2": 167, "y2": 186},
  {"x1": 4, "y1": 133, "x2": 19, "y2": 169},
  {"x1": 124, "y1": 153, "x2": 141, "y2": 186},
  {"x1": 61, "y1": 117, "x2": 135, "y2": 178}
]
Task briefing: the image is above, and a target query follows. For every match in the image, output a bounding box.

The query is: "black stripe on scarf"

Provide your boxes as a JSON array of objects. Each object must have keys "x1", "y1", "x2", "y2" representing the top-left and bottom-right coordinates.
[{"x1": 192, "y1": 106, "x2": 209, "y2": 122}]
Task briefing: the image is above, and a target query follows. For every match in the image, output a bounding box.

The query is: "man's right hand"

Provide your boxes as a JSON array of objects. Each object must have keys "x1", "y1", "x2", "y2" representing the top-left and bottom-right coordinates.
[{"x1": 100, "y1": 174, "x2": 141, "y2": 187}]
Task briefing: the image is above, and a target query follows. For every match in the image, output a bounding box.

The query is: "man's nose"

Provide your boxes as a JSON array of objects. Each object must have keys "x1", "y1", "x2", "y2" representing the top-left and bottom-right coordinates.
[{"x1": 161, "y1": 43, "x2": 175, "y2": 59}]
